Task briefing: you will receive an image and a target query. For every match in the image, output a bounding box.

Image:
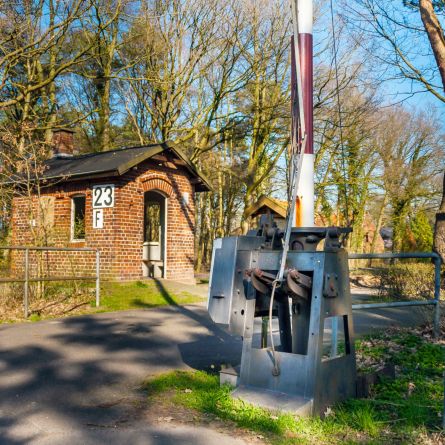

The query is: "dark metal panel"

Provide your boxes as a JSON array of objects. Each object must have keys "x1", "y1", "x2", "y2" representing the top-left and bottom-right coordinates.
[{"x1": 317, "y1": 354, "x2": 356, "y2": 413}]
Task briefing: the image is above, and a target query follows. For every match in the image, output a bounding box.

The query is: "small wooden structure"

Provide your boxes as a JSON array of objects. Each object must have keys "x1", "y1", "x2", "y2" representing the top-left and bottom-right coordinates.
[{"x1": 244, "y1": 195, "x2": 288, "y2": 230}]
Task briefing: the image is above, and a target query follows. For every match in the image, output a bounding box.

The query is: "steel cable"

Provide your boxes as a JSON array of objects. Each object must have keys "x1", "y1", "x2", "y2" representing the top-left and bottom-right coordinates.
[{"x1": 267, "y1": 0, "x2": 308, "y2": 376}]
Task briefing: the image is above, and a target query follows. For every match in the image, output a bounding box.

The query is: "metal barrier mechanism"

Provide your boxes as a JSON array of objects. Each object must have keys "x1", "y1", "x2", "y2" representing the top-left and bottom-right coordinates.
[{"x1": 208, "y1": 227, "x2": 356, "y2": 415}]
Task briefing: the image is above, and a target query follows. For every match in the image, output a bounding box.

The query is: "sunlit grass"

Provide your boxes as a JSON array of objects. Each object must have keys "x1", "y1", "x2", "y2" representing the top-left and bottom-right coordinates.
[
  {"x1": 0, "y1": 279, "x2": 205, "y2": 323},
  {"x1": 144, "y1": 330, "x2": 444, "y2": 444},
  {"x1": 95, "y1": 280, "x2": 204, "y2": 312}
]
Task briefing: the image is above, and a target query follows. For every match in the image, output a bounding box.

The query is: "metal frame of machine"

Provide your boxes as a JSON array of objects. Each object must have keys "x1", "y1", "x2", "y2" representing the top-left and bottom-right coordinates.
[{"x1": 208, "y1": 226, "x2": 357, "y2": 415}]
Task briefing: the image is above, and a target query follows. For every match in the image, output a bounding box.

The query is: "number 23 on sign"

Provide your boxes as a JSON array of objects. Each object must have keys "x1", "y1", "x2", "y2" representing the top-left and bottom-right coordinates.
[{"x1": 93, "y1": 185, "x2": 115, "y2": 208}]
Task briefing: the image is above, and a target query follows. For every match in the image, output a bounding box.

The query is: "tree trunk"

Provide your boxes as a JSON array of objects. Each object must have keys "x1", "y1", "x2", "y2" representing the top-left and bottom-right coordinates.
[
  {"x1": 419, "y1": 0, "x2": 445, "y2": 261},
  {"x1": 195, "y1": 193, "x2": 206, "y2": 272},
  {"x1": 44, "y1": 0, "x2": 57, "y2": 146},
  {"x1": 368, "y1": 193, "x2": 387, "y2": 267},
  {"x1": 97, "y1": 75, "x2": 111, "y2": 151},
  {"x1": 241, "y1": 188, "x2": 254, "y2": 235},
  {"x1": 433, "y1": 173, "x2": 445, "y2": 260},
  {"x1": 419, "y1": 0, "x2": 445, "y2": 91},
  {"x1": 216, "y1": 169, "x2": 223, "y2": 237}
]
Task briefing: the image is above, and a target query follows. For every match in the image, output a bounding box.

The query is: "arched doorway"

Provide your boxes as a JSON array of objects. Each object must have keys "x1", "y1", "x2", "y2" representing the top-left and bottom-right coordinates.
[{"x1": 143, "y1": 191, "x2": 167, "y2": 278}]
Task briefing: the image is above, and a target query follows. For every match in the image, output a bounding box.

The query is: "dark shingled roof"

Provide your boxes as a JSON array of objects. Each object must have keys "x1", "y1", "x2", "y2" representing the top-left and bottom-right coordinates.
[{"x1": 38, "y1": 142, "x2": 211, "y2": 192}]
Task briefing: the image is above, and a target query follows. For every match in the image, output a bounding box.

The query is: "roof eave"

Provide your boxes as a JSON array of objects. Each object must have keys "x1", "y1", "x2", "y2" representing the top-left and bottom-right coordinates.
[
  {"x1": 116, "y1": 145, "x2": 165, "y2": 176},
  {"x1": 164, "y1": 141, "x2": 213, "y2": 192}
]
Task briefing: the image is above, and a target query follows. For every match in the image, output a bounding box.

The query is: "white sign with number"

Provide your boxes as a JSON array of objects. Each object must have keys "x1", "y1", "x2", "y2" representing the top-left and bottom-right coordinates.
[
  {"x1": 92, "y1": 184, "x2": 115, "y2": 208},
  {"x1": 93, "y1": 209, "x2": 104, "y2": 229}
]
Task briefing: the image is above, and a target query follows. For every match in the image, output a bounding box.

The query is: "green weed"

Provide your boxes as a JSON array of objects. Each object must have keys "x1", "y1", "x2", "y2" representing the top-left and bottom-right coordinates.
[
  {"x1": 29, "y1": 313, "x2": 41, "y2": 322},
  {"x1": 335, "y1": 401, "x2": 381, "y2": 436},
  {"x1": 145, "y1": 370, "x2": 343, "y2": 444}
]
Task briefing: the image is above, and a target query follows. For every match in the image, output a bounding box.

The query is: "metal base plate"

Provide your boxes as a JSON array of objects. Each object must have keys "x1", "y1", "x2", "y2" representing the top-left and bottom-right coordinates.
[
  {"x1": 220, "y1": 366, "x2": 240, "y2": 387},
  {"x1": 232, "y1": 386, "x2": 313, "y2": 416}
]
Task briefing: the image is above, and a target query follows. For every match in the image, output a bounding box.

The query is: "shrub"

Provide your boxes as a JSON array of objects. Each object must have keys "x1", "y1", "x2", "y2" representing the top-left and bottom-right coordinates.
[
  {"x1": 377, "y1": 263, "x2": 435, "y2": 300},
  {"x1": 409, "y1": 212, "x2": 433, "y2": 252}
]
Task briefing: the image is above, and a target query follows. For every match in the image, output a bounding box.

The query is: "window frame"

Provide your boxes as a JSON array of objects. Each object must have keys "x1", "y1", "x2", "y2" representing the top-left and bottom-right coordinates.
[{"x1": 71, "y1": 194, "x2": 86, "y2": 242}]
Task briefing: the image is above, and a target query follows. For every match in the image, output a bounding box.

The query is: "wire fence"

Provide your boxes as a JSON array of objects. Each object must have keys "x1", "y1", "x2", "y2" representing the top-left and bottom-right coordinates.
[{"x1": 0, "y1": 246, "x2": 100, "y2": 318}]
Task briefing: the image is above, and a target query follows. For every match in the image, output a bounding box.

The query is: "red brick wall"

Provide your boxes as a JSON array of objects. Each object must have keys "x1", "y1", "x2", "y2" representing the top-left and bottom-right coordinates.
[{"x1": 11, "y1": 160, "x2": 196, "y2": 281}]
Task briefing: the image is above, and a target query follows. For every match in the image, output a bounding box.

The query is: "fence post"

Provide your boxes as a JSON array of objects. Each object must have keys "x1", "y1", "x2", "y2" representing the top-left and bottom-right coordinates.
[
  {"x1": 331, "y1": 316, "x2": 338, "y2": 357},
  {"x1": 96, "y1": 249, "x2": 100, "y2": 307},
  {"x1": 443, "y1": 369, "x2": 445, "y2": 430},
  {"x1": 24, "y1": 248, "x2": 29, "y2": 318},
  {"x1": 433, "y1": 255, "x2": 441, "y2": 338}
]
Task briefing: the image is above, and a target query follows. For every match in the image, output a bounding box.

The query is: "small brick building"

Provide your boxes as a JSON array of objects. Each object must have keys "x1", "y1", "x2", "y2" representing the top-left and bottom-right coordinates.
[{"x1": 11, "y1": 130, "x2": 210, "y2": 282}]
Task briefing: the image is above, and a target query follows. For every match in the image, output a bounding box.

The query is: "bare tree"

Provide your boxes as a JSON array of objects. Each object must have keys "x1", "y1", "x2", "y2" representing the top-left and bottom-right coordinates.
[
  {"x1": 0, "y1": 1, "x2": 92, "y2": 109},
  {"x1": 236, "y1": 0, "x2": 291, "y2": 233},
  {"x1": 345, "y1": 0, "x2": 445, "y2": 257},
  {"x1": 0, "y1": 0, "x2": 128, "y2": 156},
  {"x1": 68, "y1": 0, "x2": 131, "y2": 151},
  {"x1": 375, "y1": 107, "x2": 444, "y2": 251},
  {"x1": 119, "y1": 0, "x2": 224, "y2": 145}
]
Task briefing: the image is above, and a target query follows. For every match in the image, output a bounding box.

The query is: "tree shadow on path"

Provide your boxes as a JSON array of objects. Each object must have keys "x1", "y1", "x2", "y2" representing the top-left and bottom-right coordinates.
[{"x1": 0, "y1": 282, "x2": 241, "y2": 443}]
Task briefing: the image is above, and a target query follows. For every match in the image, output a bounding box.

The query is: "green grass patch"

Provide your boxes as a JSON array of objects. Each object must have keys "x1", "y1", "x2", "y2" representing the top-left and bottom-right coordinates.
[
  {"x1": 144, "y1": 330, "x2": 444, "y2": 444},
  {"x1": 28, "y1": 313, "x2": 42, "y2": 322},
  {"x1": 355, "y1": 331, "x2": 444, "y2": 434},
  {"x1": 95, "y1": 280, "x2": 204, "y2": 312},
  {"x1": 146, "y1": 370, "x2": 339, "y2": 444},
  {"x1": 0, "y1": 279, "x2": 205, "y2": 323}
]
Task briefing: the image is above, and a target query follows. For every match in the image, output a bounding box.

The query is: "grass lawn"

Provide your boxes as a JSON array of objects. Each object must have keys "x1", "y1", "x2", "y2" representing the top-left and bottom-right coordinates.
[
  {"x1": 0, "y1": 279, "x2": 205, "y2": 323},
  {"x1": 143, "y1": 327, "x2": 445, "y2": 444},
  {"x1": 96, "y1": 279, "x2": 204, "y2": 312}
]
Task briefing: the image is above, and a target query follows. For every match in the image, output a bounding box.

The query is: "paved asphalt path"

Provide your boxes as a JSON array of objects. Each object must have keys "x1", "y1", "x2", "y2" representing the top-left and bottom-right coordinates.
[{"x1": 0, "y1": 287, "x2": 435, "y2": 444}]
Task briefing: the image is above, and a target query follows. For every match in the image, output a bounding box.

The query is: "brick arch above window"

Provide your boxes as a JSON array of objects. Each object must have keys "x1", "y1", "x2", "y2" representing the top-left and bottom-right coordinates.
[{"x1": 141, "y1": 175, "x2": 174, "y2": 197}]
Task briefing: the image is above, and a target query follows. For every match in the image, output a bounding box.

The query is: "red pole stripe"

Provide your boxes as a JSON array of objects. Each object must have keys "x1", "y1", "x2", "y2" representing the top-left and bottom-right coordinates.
[{"x1": 290, "y1": 34, "x2": 313, "y2": 156}]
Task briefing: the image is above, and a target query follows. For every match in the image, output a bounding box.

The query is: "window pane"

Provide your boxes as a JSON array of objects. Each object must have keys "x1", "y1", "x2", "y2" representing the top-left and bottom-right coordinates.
[
  {"x1": 145, "y1": 202, "x2": 160, "y2": 242},
  {"x1": 73, "y1": 196, "x2": 86, "y2": 240}
]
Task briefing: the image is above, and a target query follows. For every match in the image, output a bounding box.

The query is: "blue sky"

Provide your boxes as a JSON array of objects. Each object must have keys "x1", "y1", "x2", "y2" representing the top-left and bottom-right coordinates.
[{"x1": 316, "y1": 0, "x2": 445, "y2": 123}]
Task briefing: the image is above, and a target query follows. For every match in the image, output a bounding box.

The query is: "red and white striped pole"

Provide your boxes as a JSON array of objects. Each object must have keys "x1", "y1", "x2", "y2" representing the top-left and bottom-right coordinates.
[{"x1": 291, "y1": 0, "x2": 314, "y2": 227}]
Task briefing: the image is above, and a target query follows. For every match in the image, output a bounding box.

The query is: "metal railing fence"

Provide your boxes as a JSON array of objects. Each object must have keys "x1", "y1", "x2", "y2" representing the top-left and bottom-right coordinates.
[
  {"x1": 0, "y1": 246, "x2": 100, "y2": 318},
  {"x1": 348, "y1": 251, "x2": 443, "y2": 429},
  {"x1": 348, "y1": 252, "x2": 442, "y2": 337}
]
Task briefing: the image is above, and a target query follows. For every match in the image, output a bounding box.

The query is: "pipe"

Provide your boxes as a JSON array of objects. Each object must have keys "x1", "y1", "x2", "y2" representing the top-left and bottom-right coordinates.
[
  {"x1": 348, "y1": 252, "x2": 441, "y2": 260},
  {"x1": 352, "y1": 300, "x2": 437, "y2": 310}
]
